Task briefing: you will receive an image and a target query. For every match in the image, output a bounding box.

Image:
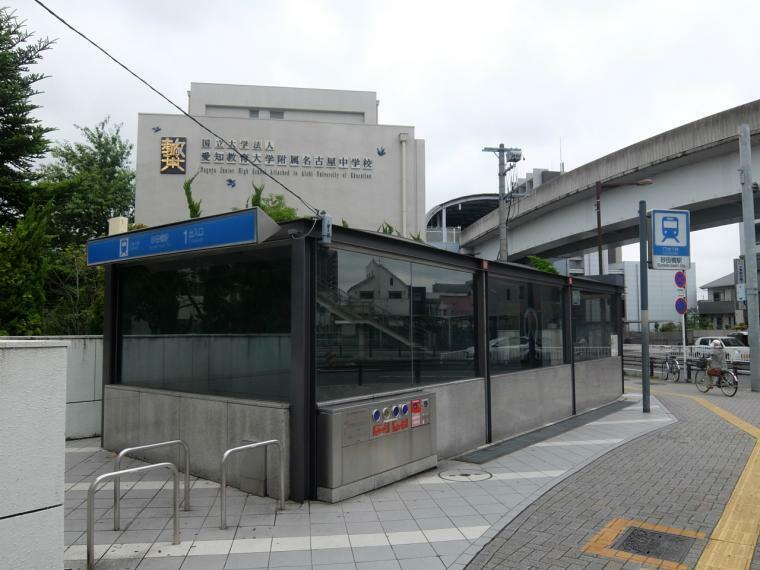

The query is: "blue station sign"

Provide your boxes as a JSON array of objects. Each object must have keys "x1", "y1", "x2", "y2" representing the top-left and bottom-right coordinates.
[
  {"x1": 87, "y1": 209, "x2": 278, "y2": 266},
  {"x1": 649, "y1": 209, "x2": 691, "y2": 270}
]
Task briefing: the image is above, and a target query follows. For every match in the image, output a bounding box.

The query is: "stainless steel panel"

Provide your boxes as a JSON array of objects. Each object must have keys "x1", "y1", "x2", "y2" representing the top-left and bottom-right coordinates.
[{"x1": 317, "y1": 392, "x2": 436, "y2": 490}]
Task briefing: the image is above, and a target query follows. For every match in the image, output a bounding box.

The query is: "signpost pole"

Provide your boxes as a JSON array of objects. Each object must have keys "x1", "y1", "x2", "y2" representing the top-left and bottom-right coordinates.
[
  {"x1": 682, "y1": 283, "x2": 687, "y2": 373},
  {"x1": 639, "y1": 200, "x2": 650, "y2": 413},
  {"x1": 674, "y1": 271, "x2": 688, "y2": 378},
  {"x1": 739, "y1": 124, "x2": 760, "y2": 392}
]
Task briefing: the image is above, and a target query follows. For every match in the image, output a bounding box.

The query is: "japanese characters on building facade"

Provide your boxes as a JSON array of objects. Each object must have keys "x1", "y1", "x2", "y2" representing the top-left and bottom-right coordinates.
[
  {"x1": 161, "y1": 136, "x2": 375, "y2": 181},
  {"x1": 160, "y1": 137, "x2": 187, "y2": 174}
]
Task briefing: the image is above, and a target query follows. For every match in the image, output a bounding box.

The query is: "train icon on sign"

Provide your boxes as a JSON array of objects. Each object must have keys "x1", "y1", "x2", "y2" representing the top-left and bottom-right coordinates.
[{"x1": 661, "y1": 216, "x2": 680, "y2": 243}]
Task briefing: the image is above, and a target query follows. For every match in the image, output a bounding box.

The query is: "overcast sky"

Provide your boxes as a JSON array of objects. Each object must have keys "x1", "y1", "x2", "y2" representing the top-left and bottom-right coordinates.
[{"x1": 17, "y1": 0, "x2": 760, "y2": 288}]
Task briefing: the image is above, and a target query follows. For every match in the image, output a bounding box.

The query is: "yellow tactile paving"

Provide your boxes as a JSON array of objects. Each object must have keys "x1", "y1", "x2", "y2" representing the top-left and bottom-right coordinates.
[
  {"x1": 582, "y1": 517, "x2": 706, "y2": 569},
  {"x1": 668, "y1": 395, "x2": 760, "y2": 570}
]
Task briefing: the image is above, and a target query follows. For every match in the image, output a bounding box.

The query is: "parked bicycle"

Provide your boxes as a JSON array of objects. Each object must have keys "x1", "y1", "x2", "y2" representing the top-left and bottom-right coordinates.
[
  {"x1": 661, "y1": 353, "x2": 681, "y2": 382},
  {"x1": 693, "y1": 358, "x2": 738, "y2": 397}
]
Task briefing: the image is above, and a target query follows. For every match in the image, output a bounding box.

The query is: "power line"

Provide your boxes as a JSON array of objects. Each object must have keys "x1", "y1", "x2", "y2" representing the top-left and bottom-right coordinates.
[{"x1": 32, "y1": 0, "x2": 323, "y2": 218}]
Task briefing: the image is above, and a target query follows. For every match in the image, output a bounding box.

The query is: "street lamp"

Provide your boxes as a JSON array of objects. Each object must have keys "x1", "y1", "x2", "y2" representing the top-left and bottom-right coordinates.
[{"x1": 595, "y1": 178, "x2": 654, "y2": 274}]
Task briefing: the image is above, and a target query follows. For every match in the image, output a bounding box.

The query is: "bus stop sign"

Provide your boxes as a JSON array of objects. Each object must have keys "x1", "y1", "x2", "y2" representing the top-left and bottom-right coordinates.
[{"x1": 649, "y1": 209, "x2": 690, "y2": 270}]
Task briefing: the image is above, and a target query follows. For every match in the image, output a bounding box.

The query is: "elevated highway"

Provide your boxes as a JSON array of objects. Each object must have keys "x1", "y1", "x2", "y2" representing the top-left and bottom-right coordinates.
[{"x1": 460, "y1": 99, "x2": 760, "y2": 260}]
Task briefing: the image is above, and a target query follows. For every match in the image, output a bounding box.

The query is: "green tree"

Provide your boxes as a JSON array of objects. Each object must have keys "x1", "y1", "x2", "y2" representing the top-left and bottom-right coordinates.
[
  {"x1": 0, "y1": 9, "x2": 54, "y2": 227},
  {"x1": 247, "y1": 182, "x2": 298, "y2": 222},
  {"x1": 0, "y1": 206, "x2": 50, "y2": 335},
  {"x1": 686, "y1": 308, "x2": 712, "y2": 329},
  {"x1": 37, "y1": 117, "x2": 134, "y2": 245},
  {"x1": 43, "y1": 244, "x2": 104, "y2": 335},
  {"x1": 527, "y1": 255, "x2": 559, "y2": 275}
]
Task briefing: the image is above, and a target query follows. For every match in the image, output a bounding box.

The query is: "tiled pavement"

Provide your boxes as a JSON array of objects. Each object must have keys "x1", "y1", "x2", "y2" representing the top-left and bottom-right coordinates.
[
  {"x1": 64, "y1": 393, "x2": 675, "y2": 569},
  {"x1": 467, "y1": 379, "x2": 760, "y2": 569}
]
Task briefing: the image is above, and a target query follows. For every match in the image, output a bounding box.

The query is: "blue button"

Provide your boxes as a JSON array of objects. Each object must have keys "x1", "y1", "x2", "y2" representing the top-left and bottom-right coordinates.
[
  {"x1": 372, "y1": 409, "x2": 381, "y2": 422},
  {"x1": 392, "y1": 405, "x2": 400, "y2": 418},
  {"x1": 401, "y1": 403, "x2": 409, "y2": 415}
]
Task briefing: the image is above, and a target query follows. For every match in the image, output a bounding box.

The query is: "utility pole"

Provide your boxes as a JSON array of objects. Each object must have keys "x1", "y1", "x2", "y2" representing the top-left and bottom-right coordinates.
[
  {"x1": 738, "y1": 124, "x2": 760, "y2": 392},
  {"x1": 482, "y1": 144, "x2": 522, "y2": 261},
  {"x1": 595, "y1": 181, "x2": 604, "y2": 275},
  {"x1": 639, "y1": 200, "x2": 650, "y2": 413}
]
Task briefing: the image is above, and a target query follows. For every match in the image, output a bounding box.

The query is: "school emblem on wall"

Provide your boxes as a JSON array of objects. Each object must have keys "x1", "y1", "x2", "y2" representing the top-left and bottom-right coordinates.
[{"x1": 160, "y1": 137, "x2": 187, "y2": 174}]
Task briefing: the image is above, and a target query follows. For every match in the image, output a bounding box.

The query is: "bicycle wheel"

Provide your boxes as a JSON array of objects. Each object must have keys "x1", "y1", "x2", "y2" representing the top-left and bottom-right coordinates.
[
  {"x1": 720, "y1": 372, "x2": 738, "y2": 397},
  {"x1": 695, "y1": 370, "x2": 709, "y2": 392},
  {"x1": 672, "y1": 363, "x2": 681, "y2": 382},
  {"x1": 661, "y1": 362, "x2": 670, "y2": 381}
]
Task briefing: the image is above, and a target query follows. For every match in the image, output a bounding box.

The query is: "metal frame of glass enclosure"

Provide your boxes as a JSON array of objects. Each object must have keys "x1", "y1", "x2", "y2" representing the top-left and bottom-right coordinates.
[{"x1": 100, "y1": 219, "x2": 623, "y2": 501}]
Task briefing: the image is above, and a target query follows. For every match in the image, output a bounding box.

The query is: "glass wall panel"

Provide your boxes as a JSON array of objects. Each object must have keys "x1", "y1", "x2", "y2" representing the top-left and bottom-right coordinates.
[
  {"x1": 410, "y1": 263, "x2": 476, "y2": 383},
  {"x1": 118, "y1": 247, "x2": 291, "y2": 401},
  {"x1": 316, "y1": 248, "x2": 477, "y2": 401},
  {"x1": 572, "y1": 289, "x2": 617, "y2": 362},
  {"x1": 487, "y1": 279, "x2": 565, "y2": 373},
  {"x1": 316, "y1": 249, "x2": 412, "y2": 400}
]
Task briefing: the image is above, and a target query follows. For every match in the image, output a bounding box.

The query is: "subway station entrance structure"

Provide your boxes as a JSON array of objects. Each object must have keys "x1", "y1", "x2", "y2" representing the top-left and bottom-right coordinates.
[{"x1": 89, "y1": 209, "x2": 623, "y2": 503}]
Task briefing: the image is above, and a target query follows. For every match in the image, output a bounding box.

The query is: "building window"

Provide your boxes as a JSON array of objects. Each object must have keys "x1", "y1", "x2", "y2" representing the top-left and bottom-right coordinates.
[
  {"x1": 117, "y1": 247, "x2": 291, "y2": 401},
  {"x1": 359, "y1": 291, "x2": 374, "y2": 300},
  {"x1": 249, "y1": 109, "x2": 259, "y2": 119},
  {"x1": 270, "y1": 110, "x2": 284, "y2": 120},
  {"x1": 315, "y1": 248, "x2": 476, "y2": 401},
  {"x1": 487, "y1": 278, "x2": 565, "y2": 374},
  {"x1": 572, "y1": 289, "x2": 618, "y2": 362}
]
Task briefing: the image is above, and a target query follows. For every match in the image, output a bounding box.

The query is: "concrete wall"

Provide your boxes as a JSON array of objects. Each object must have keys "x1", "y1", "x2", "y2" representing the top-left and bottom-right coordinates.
[
  {"x1": 574, "y1": 356, "x2": 623, "y2": 413},
  {"x1": 0, "y1": 336, "x2": 101, "y2": 439},
  {"x1": 136, "y1": 112, "x2": 425, "y2": 235},
  {"x1": 423, "y1": 377, "x2": 486, "y2": 459},
  {"x1": 490, "y1": 364, "x2": 574, "y2": 442},
  {"x1": 0, "y1": 340, "x2": 67, "y2": 569},
  {"x1": 103, "y1": 385, "x2": 290, "y2": 499},
  {"x1": 188, "y1": 83, "x2": 379, "y2": 124}
]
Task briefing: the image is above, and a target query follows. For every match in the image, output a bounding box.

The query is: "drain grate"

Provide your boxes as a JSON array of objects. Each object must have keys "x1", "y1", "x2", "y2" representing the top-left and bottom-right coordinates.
[
  {"x1": 613, "y1": 526, "x2": 695, "y2": 562},
  {"x1": 438, "y1": 469, "x2": 492, "y2": 482}
]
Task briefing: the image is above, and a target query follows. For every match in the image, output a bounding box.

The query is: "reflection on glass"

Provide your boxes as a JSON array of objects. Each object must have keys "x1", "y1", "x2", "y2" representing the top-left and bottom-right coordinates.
[
  {"x1": 572, "y1": 290, "x2": 617, "y2": 362},
  {"x1": 118, "y1": 248, "x2": 291, "y2": 401},
  {"x1": 316, "y1": 248, "x2": 476, "y2": 401},
  {"x1": 487, "y1": 279, "x2": 564, "y2": 373},
  {"x1": 411, "y1": 263, "x2": 476, "y2": 384}
]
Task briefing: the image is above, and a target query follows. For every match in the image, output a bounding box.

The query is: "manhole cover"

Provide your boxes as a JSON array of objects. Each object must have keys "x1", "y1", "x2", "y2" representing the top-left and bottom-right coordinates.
[
  {"x1": 613, "y1": 527, "x2": 694, "y2": 562},
  {"x1": 438, "y1": 469, "x2": 492, "y2": 482}
]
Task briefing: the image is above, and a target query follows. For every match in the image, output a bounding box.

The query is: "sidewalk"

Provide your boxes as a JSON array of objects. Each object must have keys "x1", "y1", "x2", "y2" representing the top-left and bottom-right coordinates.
[
  {"x1": 64, "y1": 393, "x2": 674, "y2": 569},
  {"x1": 467, "y1": 379, "x2": 760, "y2": 569}
]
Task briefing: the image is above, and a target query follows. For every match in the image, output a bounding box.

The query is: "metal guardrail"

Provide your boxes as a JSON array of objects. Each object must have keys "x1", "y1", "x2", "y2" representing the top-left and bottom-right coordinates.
[
  {"x1": 220, "y1": 439, "x2": 284, "y2": 529},
  {"x1": 88, "y1": 463, "x2": 179, "y2": 569},
  {"x1": 113, "y1": 439, "x2": 191, "y2": 530}
]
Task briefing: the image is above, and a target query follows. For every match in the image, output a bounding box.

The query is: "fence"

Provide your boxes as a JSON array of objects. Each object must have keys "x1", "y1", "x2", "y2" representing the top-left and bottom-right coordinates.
[{"x1": 623, "y1": 345, "x2": 751, "y2": 379}]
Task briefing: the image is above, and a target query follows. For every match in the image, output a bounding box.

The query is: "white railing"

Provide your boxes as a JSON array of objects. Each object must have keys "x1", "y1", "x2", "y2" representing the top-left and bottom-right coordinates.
[
  {"x1": 624, "y1": 344, "x2": 750, "y2": 363},
  {"x1": 425, "y1": 228, "x2": 461, "y2": 243}
]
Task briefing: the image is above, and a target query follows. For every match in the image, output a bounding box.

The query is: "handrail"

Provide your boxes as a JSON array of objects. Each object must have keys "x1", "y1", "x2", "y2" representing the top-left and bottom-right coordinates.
[
  {"x1": 220, "y1": 439, "x2": 284, "y2": 529},
  {"x1": 88, "y1": 463, "x2": 179, "y2": 570},
  {"x1": 113, "y1": 439, "x2": 190, "y2": 530}
]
